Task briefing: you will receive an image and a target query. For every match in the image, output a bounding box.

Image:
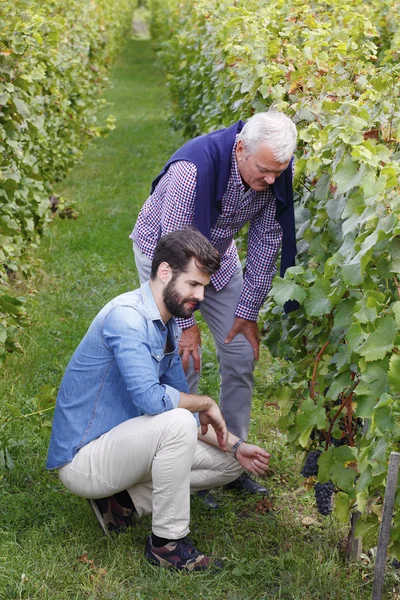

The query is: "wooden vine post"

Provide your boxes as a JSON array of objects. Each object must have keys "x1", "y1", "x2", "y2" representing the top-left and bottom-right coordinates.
[{"x1": 372, "y1": 452, "x2": 400, "y2": 600}]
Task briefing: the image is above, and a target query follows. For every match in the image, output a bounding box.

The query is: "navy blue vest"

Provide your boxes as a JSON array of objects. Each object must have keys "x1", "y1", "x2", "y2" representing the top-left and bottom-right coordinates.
[{"x1": 152, "y1": 121, "x2": 297, "y2": 311}]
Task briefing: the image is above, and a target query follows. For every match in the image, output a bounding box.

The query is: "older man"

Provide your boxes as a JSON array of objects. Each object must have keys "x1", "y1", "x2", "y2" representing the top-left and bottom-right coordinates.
[{"x1": 130, "y1": 111, "x2": 297, "y2": 494}]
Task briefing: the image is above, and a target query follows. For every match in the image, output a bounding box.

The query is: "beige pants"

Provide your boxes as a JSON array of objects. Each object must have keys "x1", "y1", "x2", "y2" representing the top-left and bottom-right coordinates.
[{"x1": 59, "y1": 408, "x2": 242, "y2": 539}]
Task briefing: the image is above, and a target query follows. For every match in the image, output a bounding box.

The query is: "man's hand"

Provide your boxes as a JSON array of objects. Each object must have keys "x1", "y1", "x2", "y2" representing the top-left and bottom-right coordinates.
[
  {"x1": 224, "y1": 317, "x2": 260, "y2": 361},
  {"x1": 235, "y1": 443, "x2": 270, "y2": 477},
  {"x1": 179, "y1": 324, "x2": 201, "y2": 373},
  {"x1": 198, "y1": 400, "x2": 228, "y2": 452}
]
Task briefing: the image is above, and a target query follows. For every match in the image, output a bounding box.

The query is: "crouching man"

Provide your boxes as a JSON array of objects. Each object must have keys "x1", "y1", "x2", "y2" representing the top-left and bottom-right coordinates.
[{"x1": 46, "y1": 227, "x2": 270, "y2": 572}]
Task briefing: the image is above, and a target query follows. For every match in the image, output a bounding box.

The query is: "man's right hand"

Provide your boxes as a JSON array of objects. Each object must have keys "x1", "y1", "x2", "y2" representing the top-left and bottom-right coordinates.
[
  {"x1": 198, "y1": 400, "x2": 228, "y2": 452},
  {"x1": 179, "y1": 324, "x2": 201, "y2": 373}
]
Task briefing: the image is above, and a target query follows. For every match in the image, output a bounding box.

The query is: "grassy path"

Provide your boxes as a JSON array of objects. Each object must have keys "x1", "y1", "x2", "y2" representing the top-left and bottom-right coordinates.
[{"x1": 0, "y1": 40, "x2": 382, "y2": 599}]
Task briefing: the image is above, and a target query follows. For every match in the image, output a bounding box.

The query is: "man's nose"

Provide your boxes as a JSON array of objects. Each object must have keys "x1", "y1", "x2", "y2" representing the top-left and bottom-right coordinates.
[
  {"x1": 195, "y1": 287, "x2": 205, "y2": 302},
  {"x1": 264, "y1": 173, "x2": 276, "y2": 185}
]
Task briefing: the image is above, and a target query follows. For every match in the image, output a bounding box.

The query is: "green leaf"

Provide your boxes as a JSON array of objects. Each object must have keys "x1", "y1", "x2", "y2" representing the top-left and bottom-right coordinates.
[
  {"x1": 270, "y1": 278, "x2": 306, "y2": 306},
  {"x1": 357, "y1": 317, "x2": 396, "y2": 362},
  {"x1": 346, "y1": 322, "x2": 366, "y2": 352},
  {"x1": 388, "y1": 354, "x2": 400, "y2": 393},
  {"x1": 318, "y1": 446, "x2": 358, "y2": 492},
  {"x1": 332, "y1": 298, "x2": 357, "y2": 333},
  {"x1": 392, "y1": 302, "x2": 400, "y2": 330},
  {"x1": 341, "y1": 261, "x2": 363, "y2": 286},
  {"x1": 355, "y1": 517, "x2": 379, "y2": 549},
  {"x1": 13, "y1": 98, "x2": 30, "y2": 119},
  {"x1": 296, "y1": 398, "x2": 327, "y2": 447},
  {"x1": 389, "y1": 238, "x2": 400, "y2": 273},
  {"x1": 373, "y1": 405, "x2": 394, "y2": 432},
  {"x1": 332, "y1": 160, "x2": 363, "y2": 195},
  {"x1": 334, "y1": 492, "x2": 351, "y2": 524},
  {"x1": 304, "y1": 280, "x2": 334, "y2": 317},
  {"x1": 358, "y1": 358, "x2": 389, "y2": 401}
]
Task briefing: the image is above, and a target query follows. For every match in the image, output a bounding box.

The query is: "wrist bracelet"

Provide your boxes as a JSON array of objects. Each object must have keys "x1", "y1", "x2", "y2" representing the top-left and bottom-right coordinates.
[{"x1": 231, "y1": 438, "x2": 244, "y2": 458}]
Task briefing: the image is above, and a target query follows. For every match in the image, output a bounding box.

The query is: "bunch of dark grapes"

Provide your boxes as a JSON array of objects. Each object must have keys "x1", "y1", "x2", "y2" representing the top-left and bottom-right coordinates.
[
  {"x1": 331, "y1": 436, "x2": 347, "y2": 447},
  {"x1": 314, "y1": 481, "x2": 335, "y2": 516},
  {"x1": 300, "y1": 450, "x2": 321, "y2": 477}
]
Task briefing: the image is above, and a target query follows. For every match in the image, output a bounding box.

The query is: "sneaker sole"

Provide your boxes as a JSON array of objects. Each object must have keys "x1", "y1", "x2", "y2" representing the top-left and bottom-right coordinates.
[{"x1": 87, "y1": 499, "x2": 110, "y2": 537}]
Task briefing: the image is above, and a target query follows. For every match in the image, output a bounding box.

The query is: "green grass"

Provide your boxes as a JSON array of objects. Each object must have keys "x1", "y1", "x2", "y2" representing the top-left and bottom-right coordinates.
[{"x1": 0, "y1": 39, "x2": 397, "y2": 599}]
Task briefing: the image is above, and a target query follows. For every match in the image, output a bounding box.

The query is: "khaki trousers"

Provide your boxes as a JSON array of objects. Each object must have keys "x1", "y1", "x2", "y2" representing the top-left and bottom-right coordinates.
[{"x1": 59, "y1": 408, "x2": 242, "y2": 539}]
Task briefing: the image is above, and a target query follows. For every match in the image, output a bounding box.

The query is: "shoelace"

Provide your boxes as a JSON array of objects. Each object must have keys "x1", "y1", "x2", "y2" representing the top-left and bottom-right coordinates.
[{"x1": 175, "y1": 538, "x2": 202, "y2": 561}]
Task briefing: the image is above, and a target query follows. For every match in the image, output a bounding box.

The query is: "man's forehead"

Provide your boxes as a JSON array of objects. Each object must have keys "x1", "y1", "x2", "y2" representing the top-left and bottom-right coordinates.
[{"x1": 180, "y1": 258, "x2": 210, "y2": 282}]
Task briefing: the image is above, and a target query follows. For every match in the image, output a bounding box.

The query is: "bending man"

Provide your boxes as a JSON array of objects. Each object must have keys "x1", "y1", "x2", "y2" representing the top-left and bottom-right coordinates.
[{"x1": 131, "y1": 110, "x2": 297, "y2": 494}]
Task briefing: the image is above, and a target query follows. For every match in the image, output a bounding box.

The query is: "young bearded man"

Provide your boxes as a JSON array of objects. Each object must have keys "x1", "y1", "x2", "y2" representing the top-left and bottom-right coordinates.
[{"x1": 46, "y1": 228, "x2": 270, "y2": 572}]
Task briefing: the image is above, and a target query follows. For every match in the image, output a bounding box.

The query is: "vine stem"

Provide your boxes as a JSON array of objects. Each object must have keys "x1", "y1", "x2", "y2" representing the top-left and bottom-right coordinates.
[
  {"x1": 324, "y1": 380, "x2": 358, "y2": 451},
  {"x1": 394, "y1": 275, "x2": 400, "y2": 300},
  {"x1": 310, "y1": 340, "x2": 330, "y2": 401}
]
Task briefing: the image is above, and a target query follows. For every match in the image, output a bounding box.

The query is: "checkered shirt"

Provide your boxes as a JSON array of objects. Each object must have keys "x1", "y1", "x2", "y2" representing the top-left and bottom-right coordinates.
[{"x1": 131, "y1": 142, "x2": 283, "y2": 329}]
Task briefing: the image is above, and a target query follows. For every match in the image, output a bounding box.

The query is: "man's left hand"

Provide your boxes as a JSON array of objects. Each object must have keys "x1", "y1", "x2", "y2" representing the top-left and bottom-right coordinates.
[
  {"x1": 224, "y1": 317, "x2": 260, "y2": 360},
  {"x1": 236, "y1": 443, "x2": 270, "y2": 477}
]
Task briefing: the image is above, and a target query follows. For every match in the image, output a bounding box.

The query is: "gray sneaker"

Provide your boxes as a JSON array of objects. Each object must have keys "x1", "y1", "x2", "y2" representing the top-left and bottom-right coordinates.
[{"x1": 145, "y1": 536, "x2": 222, "y2": 571}]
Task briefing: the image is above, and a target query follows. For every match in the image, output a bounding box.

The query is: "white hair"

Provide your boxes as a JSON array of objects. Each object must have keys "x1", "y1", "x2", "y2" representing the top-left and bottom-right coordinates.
[{"x1": 237, "y1": 110, "x2": 297, "y2": 164}]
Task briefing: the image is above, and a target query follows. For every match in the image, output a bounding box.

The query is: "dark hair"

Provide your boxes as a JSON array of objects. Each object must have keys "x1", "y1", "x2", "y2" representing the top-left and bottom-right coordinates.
[{"x1": 151, "y1": 227, "x2": 220, "y2": 279}]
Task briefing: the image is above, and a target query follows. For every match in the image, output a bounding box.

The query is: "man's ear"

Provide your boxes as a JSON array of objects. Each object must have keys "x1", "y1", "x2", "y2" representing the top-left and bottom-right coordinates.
[
  {"x1": 157, "y1": 261, "x2": 172, "y2": 284},
  {"x1": 236, "y1": 138, "x2": 245, "y2": 162}
]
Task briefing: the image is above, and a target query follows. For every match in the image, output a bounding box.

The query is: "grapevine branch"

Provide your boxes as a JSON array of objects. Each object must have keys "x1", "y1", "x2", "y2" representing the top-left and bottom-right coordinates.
[
  {"x1": 324, "y1": 380, "x2": 358, "y2": 451},
  {"x1": 310, "y1": 340, "x2": 330, "y2": 401},
  {"x1": 394, "y1": 275, "x2": 400, "y2": 300},
  {"x1": 346, "y1": 372, "x2": 356, "y2": 446}
]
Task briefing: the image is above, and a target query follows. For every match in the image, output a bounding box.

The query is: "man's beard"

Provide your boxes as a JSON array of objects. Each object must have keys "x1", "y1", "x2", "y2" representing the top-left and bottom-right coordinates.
[{"x1": 163, "y1": 278, "x2": 198, "y2": 319}]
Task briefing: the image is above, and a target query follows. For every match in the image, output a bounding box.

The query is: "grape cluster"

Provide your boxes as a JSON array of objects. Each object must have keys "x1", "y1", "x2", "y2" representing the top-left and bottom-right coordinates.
[
  {"x1": 331, "y1": 436, "x2": 347, "y2": 447},
  {"x1": 314, "y1": 481, "x2": 335, "y2": 516},
  {"x1": 300, "y1": 450, "x2": 321, "y2": 477}
]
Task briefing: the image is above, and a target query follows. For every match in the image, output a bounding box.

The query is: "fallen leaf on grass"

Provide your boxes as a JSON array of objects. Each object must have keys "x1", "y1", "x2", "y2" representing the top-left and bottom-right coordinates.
[
  {"x1": 255, "y1": 497, "x2": 274, "y2": 514},
  {"x1": 301, "y1": 516, "x2": 318, "y2": 527},
  {"x1": 77, "y1": 553, "x2": 107, "y2": 581}
]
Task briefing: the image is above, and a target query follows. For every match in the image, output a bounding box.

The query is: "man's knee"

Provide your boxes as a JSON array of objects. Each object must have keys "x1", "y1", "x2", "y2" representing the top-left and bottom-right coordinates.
[
  {"x1": 165, "y1": 408, "x2": 198, "y2": 442},
  {"x1": 217, "y1": 334, "x2": 255, "y2": 371}
]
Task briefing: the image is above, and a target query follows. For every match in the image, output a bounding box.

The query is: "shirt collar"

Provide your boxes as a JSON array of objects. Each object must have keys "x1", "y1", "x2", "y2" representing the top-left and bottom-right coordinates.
[{"x1": 140, "y1": 280, "x2": 164, "y2": 323}]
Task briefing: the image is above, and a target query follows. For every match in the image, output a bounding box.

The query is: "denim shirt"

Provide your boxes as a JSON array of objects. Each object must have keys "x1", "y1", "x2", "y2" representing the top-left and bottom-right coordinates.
[{"x1": 46, "y1": 281, "x2": 193, "y2": 469}]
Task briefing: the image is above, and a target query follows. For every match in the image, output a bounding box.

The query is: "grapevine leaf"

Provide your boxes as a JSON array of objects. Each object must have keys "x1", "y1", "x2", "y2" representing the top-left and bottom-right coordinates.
[
  {"x1": 357, "y1": 358, "x2": 389, "y2": 402},
  {"x1": 356, "y1": 464, "x2": 373, "y2": 493},
  {"x1": 370, "y1": 433, "x2": 389, "y2": 473},
  {"x1": 357, "y1": 317, "x2": 396, "y2": 362},
  {"x1": 269, "y1": 278, "x2": 306, "y2": 305},
  {"x1": 304, "y1": 280, "x2": 334, "y2": 317},
  {"x1": 341, "y1": 261, "x2": 363, "y2": 286},
  {"x1": 388, "y1": 238, "x2": 400, "y2": 273},
  {"x1": 346, "y1": 323, "x2": 366, "y2": 352},
  {"x1": 334, "y1": 491, "x2": 351, "y2": 524},
  {"x1": 388, "y1": 354, "x2": 400, "y2": 393},
  {"x1": 325, "y1": 371, "x2": 353, "y2": 401},
  {"x1": 318, "y1": 446, "x2": 357, "y2": 491},
  {"x1": 392, "y1": 302, "x2": 400, "y2": 330},
  {"x1": 296, "y1": 398, "x2": 326, "y2": 447},
  {"x1": 332, "y1": 298, "x2": 357, "y2": 333},
  {"x1": 373, "y1": 405, "x2": 394, "y2": 432},
  {"x1": 355, "y1": 517, "x2": 379, "y2": 550},
  {"x1": 332, "y1": 160, "x2": 363, "y2": 195}
]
